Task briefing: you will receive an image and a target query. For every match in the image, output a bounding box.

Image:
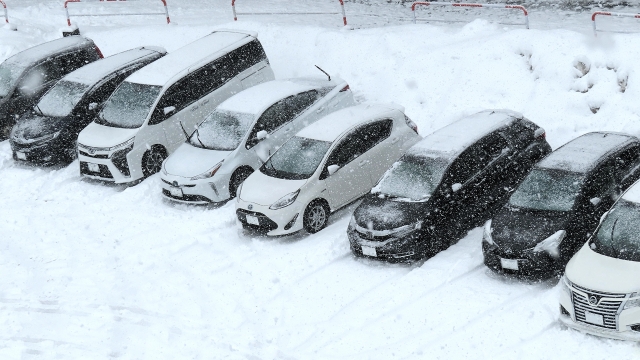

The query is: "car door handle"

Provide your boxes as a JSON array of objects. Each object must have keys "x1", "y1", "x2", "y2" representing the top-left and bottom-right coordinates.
[
  {"x1": 201, "y1": 99, "x2": 210, "y2": 105},
  {"x1": 316, "y1": 107, "x2": 325, "y2": 113},
  {"x1": 359, "y1": 160, "x2": 368, "y2": 166},
  {"x1": 391, "y1": 137, "x2": 399, "y2": 144},
  {"x1": 191, "y1": 105, "x2": 199, "y2": 111}
]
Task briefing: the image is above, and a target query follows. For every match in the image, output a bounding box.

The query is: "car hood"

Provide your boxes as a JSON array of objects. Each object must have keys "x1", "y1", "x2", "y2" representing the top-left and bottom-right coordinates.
[
  {"x1": 164, "y1": 143, "x2": 231, "y2": 178},
  {"x1": 12, "y1": 113, "x2": 65, "y2": 141},
  {"x1": 78, "y1": 121, "x2": 139, "y2": 148},
  {"x1": 240, "y1": 170, "x2": 307, "y2": 206},
  {"x1": 566, "y1": 244, "x2": 640, "y2": 294},
  {"x1": 491, "y1": 206, "x2": 570, "y2": 252},
  {"x1": 353, "y1": 195, "x2": 427, "y2": 230}
]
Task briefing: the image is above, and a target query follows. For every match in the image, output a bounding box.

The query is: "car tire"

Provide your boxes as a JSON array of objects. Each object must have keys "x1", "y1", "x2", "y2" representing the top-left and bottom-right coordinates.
[
  {"x1": 303, "y1": 200, "x2": 329, "y2": 234},
  {"x1": 141, "y1": 146, "x2": 167, "y2": 178},
  {"x1": 229, "y1": 167, "x2": 253, "y2": 199}
]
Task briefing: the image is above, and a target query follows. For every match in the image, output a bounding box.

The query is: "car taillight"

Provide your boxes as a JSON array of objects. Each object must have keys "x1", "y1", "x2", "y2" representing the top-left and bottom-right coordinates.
[
  {"x1": 534, "y1": 128, "x2": 545, "y2": 140},
  {"x1": 339, "y1": 85, "x2": 350, "y2": 92},
  {"x1": 405, "y1": 117, "x2": 418, "y2": 134},
  {"x1": 95, "y1": 46, "x2": 104, "y2": 59}
]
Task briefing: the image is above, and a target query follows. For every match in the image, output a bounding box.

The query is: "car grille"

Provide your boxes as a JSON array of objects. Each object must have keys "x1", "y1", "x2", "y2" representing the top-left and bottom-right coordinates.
[
  {"x1": 572, "y1": 283, "x2": 625, "y2": 330},
  {"x1": 162, "y1": 189, "x2": 211, "y2": 203},
  {"x1": 236, "y1": 208, "x2": 278, "y2": 232},
  {"x1": 79, "y1": 150, "x2": 108, "y2": 159},
  {"x1": 355, "y1": 228, "x2": 393, "y2": 241},
  {"x1": 80, "y1": 161, "x2": 113, "y2": 179}
]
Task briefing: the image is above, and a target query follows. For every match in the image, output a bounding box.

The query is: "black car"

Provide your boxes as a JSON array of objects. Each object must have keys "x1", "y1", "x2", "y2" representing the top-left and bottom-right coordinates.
[
  {"x1": 483, "y1": 131, "x2": 640, "y2": 279},
  {"x1": 348, "y1": 110, "x2": 551, "y2": 262},
  {"x1": 9, "y1": 46, "x2": 166, "y2": 165},
  {"x1": 0, "y1": 36, "x2": 103, "y2": 139}
]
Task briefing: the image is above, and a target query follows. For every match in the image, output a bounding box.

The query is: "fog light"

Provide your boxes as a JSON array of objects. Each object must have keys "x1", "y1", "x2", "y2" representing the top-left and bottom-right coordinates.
[
  {"x1": 560, "y1": 305, "x2": 570, "y2": 316},
  {"x1": 284, "y1": 214, "x2": 299, "y2": 230},
  {"x1": 630, "y1": 324, "x2": 640, "y2": 332}
]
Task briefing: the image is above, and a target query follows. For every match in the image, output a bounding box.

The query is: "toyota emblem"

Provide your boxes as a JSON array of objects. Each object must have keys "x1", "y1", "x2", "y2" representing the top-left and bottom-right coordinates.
[
  {"x1": 248, "y1": 204, "x2": 253, "y2": 210},
  {"x1": 367, "y1": 231, "x2": 374, "y2": 240},
  {"x1": 172, "y1": 181, "x2": 178, "y2": 187},
  {"x1": 89, "y1": 148, "x2": 96, "y2": 155},
  {"x1": 589, "y1": 295, "x2": 598, "y2": 306}
]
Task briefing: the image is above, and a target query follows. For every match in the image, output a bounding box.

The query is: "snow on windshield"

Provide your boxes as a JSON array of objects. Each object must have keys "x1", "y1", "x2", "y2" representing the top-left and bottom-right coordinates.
[
  {"x1": 190, "y1": 110, "x2": 254, "y2": 151},
  {"x1": 98, "y1": 82, "x2": 161, "y2": 129},
  {"x1": 37, "y1": 80, "x2": 89, "y2": 117},
  {"x1": 375, "y1": 154, "x2": 449, "y2": 201},
  {"x1": 0, "y1": 61, "x2": 26, "y2": 98},
  {"x1": 591, "y1": 200, "x2": 640, "y2": 262},
  {"x1": 509, "y1": 168, "x2": 584, "y2": 212},
  {"x1": 261, "y1": 136, "x2": 331, "y2": 180}
]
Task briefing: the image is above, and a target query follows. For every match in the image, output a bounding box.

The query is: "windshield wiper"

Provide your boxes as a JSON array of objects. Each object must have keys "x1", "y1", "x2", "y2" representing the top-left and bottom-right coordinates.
[{"x1": 34, "y1": 103, "x2": 44, "y2": 115}]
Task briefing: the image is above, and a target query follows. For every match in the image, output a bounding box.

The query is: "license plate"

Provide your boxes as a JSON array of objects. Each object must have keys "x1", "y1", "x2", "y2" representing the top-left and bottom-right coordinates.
[
  {"x1": 362, "y1": 246, "x2": 377, "y2": 257},
  {"x1": 87, "y1": 163, "x2": 100, "y2": 173},
  {"x1": 500, "y1": 258, "x2": 519, "y2": 270},
  {"x1": 584, "y1": 310, "x2": 604, "y2": 326},
  {"x1": 246, "y1": 215, "x2": 260, "y2": 225},
  {"x1": 169, "y1": 187, "x2": 183, "y2": 197},
  {"x1": 16, "y1": 151, "x2": 26, "y2": 160}
]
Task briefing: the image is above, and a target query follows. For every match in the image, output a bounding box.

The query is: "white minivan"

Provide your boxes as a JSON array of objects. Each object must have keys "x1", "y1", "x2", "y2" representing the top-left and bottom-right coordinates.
[
  {"x1": 236, "y1": 104, "x2": 422, "y2": 236},
  {"x1": 559, "y1": 180, "x2": 640, "y2": 341},
  {"x1": 77, "y1": 29, "x2": 274, "y2": 184},
  {"x1": 160, "y1": 77, "x2": 355, "y2": 204}
]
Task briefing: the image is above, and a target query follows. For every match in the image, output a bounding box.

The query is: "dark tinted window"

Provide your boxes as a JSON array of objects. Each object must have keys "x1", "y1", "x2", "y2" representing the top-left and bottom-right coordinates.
[
  {"x1": 228, "y1": 40, "x2": 268, "y2": 76},
  {"x1": 246, "y1": 90, "x2": 319, "y2": 148},
  {"x1": 590, "y1": 199, "x2": 640, "y2": 262},
  {"x1": 15, "y1": 61, "x2": 57, "y2": 97},
  {"x1": 615, "y1": 146, "x2": 640, "y2": 182},
  {"x1": 584, "y1": 163, "x2": 616, "y2": 201},
  {"x1": 54, "y1": 52, "x2": 90, "y2": 79},
  {"x1": 87, "y1": 75, "x2": 124, "y2": 108},
  {"x1": 478, "y1": 133, "x2": 510, "y2": 166}
]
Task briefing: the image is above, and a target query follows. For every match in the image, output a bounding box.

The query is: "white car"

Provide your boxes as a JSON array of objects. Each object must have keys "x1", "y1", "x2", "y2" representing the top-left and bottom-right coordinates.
[
  {"x1": 236, "y1": 104, "x2": 421, "y2": 236},
  {"x1": 160, "y1": 77, "x2": 355, "y2": 204},
  {"x1": 77, "y1": 29, "x2": 274, "y2": 184},
  {"x1": 559, "y1": 180, "x2": 640, "y2": 341}
]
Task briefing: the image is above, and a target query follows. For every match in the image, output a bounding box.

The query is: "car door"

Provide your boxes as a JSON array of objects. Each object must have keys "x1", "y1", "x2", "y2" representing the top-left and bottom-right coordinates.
[
  {"x1": 473, "y1": 132, "x2": 514, "y2": 210},
  {"x1": 357, "y1": 119, "x2": 394, "y2": 185},
  {"x1": 321, "y1": 125, "x2": 379, "y2": 210}
]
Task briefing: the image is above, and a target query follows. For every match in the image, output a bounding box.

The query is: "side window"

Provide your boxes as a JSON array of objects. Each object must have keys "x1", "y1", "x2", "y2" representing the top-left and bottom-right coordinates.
[
  {"x1": 584, "y1": 163, "x2": 616, "y2": 201},
  {"x1": 87, "y1": 75, "x2": 125, "y2": 108},
  {"x1": 245, "y1": 91, "x2": 319, "y2": 149},
  {"x1": 148, "y1": 80, "x2": 193, "y2": 125},
  {"x1": 54, "y1": 52, "x2": 88, "y2": 79},
  {"x1": 228, "y1": 40, "x2": 268, "y2": 77},
  {"x1": 478, "y1": 133, "x2": 510, "y2": 165},
  {"x1": 14, "y1": 61, "x2": 57, "y2": 97},
  {"x1": 615, "y1": 145, "x2": 640, "y2": 182},
  {"x1": 447, "y1": 149, "x2": 483, "y2": 186},
  {"x1": 357, "y1": 119, "x2": 393, "y2": 153}
]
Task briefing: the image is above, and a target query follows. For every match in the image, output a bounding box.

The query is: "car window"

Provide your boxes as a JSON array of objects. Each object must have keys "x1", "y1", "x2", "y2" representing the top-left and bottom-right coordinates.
[
  {"x1": 583, "y1": 163, "x2": 616, "y2": 201},
  {"x1": 447, "y1": 148, "x2": 483, "y2": 185},
  {"x1": 615, "y1": 146, "x2": 640, "y2": 183},
  {"x1": 14, "y1": 61, "x2": 57, "y2": 97},
  {"x1": 477, "y1": 133, "x2": 510, "y2": 167},
  {"x1": 245, "y1": 90, "x2": 319, "y2": 149},
  {"x1": 86, "y1": 75, "x2": 124, "y2": 108},
  {"x1": 54, "y1": 52, "x2": 89, "y2": 79},
  {"x1": 227, "y1": 40, "x2": 268, "y2": 77}
]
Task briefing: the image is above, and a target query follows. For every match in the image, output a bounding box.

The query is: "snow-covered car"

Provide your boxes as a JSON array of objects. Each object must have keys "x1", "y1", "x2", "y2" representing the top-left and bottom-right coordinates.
[
  {"x1": 235, "y1": 103, "x2": 421, "y2": 236},
  {"x1": 160, "y1": 77, "x2": 355, "y2": 204},
  {"x1": 0, "y1": 36, "x2": 103, "y2": 139},
  {"x1": 559, "y1": 180, "x2": 640, "y2": 341},
  {"x1": 10, "y1": 46, "x2": 166, "y2": 165},
  {"x1": 348, "y1": 110, "x2": 551, "y2": 261},
  {"x1": 76, "y1": 29, "x2": 274, "y2": 184},
  {"x1": 483, "y1": 132, "x2": 640, "y2": 279}
]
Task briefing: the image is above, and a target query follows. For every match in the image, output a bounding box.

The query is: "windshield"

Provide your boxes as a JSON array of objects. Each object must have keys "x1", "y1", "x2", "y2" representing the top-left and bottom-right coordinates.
[
  {"x1": 0, "y1": 61, "x2": 26, "y2": 98},
  {"x1": 97, "y1": 82, "x2": 161, "y2": 129},
  {"x1": 590, "y1": 200, "x2": 640, "y2": 262},
  {"x1": 260, "y1": 136, "x2": 331, "y2": 180},
  {"x1": 190, "y1": 110, "x2": 254, "y2": 150},
  {"x1": 37, "y1": 80, "x2": 90, "y2": 117},
  {"x1": 509, "y1": 168, "x2": 584, "y2": 212},
  {"x1": 375, "y1": 154, "x2": 449, "y2": 201}
]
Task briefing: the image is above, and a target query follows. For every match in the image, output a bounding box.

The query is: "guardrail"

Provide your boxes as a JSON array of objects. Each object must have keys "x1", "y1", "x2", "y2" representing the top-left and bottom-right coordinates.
[
  {"x1": 411, "y1": 2, "x2": 529, "y2": 29},
  {"x1": 64, "y1": 0, "x2": 171, "y2": 27},
  {"x1": 591, "y1": 11, "x2": 640, "y2": 36},
  {"x1": 231, "y1": 0, "x2": 348, "y2": 26}
]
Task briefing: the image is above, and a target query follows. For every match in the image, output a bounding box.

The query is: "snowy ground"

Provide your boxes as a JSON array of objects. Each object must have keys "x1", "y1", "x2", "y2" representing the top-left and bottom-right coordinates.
[{"x1": 2, "y1": 0, "x2": 640, "y2": 358}]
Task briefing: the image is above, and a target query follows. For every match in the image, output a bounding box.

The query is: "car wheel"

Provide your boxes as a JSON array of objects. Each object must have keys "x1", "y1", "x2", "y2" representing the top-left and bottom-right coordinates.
[
  {"x1": 229, "y1": 167, "x2": 253, "y2": 199},
  {"x1": 303, "y1": 200, "x2": 329, "y2": 234},
  {"x1": 142, "y1": 147, "x2": 166, "y2": 177}
]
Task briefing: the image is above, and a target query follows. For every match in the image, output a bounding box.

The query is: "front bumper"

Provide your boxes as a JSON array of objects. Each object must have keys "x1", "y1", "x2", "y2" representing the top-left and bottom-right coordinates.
[
  {"x1": 347, "y1": 226, "x2": 426, "y2": 261},
  {"x1": 482, "y1": 241, "x2": 560, "y2": 278},
  {"x1": 160, "y1": 172, "x2": 232, "y2": 205},
  {"x1": 77, "y1": 143, "x2": 140, "y2": 184},
  {"x1": 10, "y1": 137, "x2": 71, "y2": 165},
  {"x1": 235, "y1": 196, "x2": 304, "y2": 236}
]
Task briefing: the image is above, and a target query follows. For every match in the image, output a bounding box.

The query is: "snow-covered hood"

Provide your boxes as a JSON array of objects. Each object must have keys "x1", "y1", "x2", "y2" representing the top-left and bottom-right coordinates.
[
  {"x1": 78, "y1": 122, "x2": 139, "y2": 148},
  {"x1": 164, "y1": 143, "x2": 231, "y2": 178},
  {"x1": 353, "y1": 196, "x2": 427, "y2": 230},
  {"x1": 12, "y1": 113, "x2": 65, "y2": 141},
  {"x1": 240, "y1": 170, "x2": 306, "y2": 206},
  {"x1": 566, "y1": 243, "x2": 640, "y2": 294}
]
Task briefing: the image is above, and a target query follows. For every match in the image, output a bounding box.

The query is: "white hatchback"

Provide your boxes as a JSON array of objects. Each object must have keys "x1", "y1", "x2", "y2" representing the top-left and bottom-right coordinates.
[
  {"x1": 559, "y1": 180, "x2": 640, "y2": 341},
  {"x1": 160, "y1": 77, "x2": 355, "y2": 204},
  {"x1": 235, "y1": 104, "x2": 421, "y2": 236}
]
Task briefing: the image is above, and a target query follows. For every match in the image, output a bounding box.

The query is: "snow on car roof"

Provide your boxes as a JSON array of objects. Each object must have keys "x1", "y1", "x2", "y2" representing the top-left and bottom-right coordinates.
[
  {"x1": 4, "y1": 36, "x2": 94, "y2": 67},
  {"x1": 127, "y1": 30, "x2": 254, "y2": 87},
  {"x1": 297, "y1": 104, "x2": 401, "y2": 142},
  {"x1": 537, "y1": 132, "x2": 637, "y2": 174},
  {"x1": 63, "y1": 47, "x2": 165, "y2": 86},
  {"x1": 217, "y1": 77, "x2": 337, "y2": 115},
  {"x1": 408, "y1": 109, "x2": 520, "y2": 159}
]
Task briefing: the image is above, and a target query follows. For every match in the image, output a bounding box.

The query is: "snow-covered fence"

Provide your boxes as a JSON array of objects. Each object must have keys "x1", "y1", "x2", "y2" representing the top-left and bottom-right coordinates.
[
  {"x1": 64, "y1": 0, "x2": 171, "y2": 27},
  {"x1": 591, "y1": 11, "x2": 640, "y2": 36},
  {"x1": 0, "y1": 1, "x2": 8, "y2": 24},
  {"x1": 411, "y1": 2, "x2": 529, "y2": 29},
  {"x1": 231, "y1": 0, "x2": 348, "y2": 26}
]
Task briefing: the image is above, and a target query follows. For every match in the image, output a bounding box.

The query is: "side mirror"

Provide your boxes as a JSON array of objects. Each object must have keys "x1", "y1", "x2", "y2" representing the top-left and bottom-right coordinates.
[
  {"x1": 256, "y1": 130, "x2": 268, "y2": 141},
  {"x1": 163, "y1": 106, "x2": 176, "y2": 115},
  {"x1": 590, "y1": 197, "x2": 601, "y2": 206},
  {"x1": 327, "y1": 164, "x2": 340, "y2": 176},
  {"x1": 88, "y1": 102, "x2": 98, "y2": 111},
  {"x1": 452, "y1": 183, "x2": 462, "y2": 192}
]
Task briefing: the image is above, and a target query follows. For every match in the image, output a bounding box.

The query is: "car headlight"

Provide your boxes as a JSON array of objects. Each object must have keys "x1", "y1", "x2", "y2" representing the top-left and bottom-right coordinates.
[
  {"x1": 32, "y1": 131, "x2": 60, "y2": 144},
  {"x1": 624, "y1": 292, "x2": 640, "y2": 310},
  {"x1": 190, "y1": 161, "x2": 223, "y2": 181},
  {"x1": 533, "y1": 230, "x2": 566, "y2": 259},
  {"x1": 482, "y1": 219, "x2": 494, "y2": 245},
  {"x1": 349, "y1": 215, "x2": 356, "y2": 228},
  {"x1": 109, "y1": 137, "x2": 135, "y2": 151},
  {"x1": 560, "y1": 275, "x2": 573, "y2": 298},
  {"x1": 236, "y1": 182, "x2": 244, "y2": 202},
  {"x1": 269, "y1": 190, "x2": 300, "y2": 210},
  {"x1": 161, "y1": 160, "x2": 168, "y2": 175}
]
